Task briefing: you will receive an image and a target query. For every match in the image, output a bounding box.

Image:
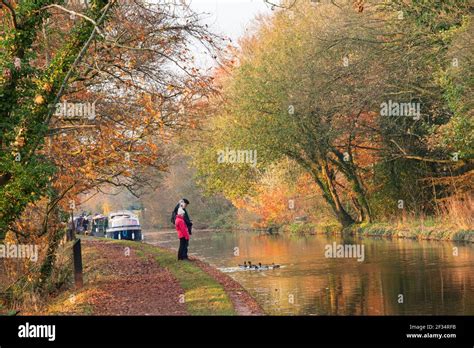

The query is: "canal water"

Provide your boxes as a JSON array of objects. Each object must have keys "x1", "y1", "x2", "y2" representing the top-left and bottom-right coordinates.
[{"x1": 144, "y1": 230, "x2": 473, "y2": 315}]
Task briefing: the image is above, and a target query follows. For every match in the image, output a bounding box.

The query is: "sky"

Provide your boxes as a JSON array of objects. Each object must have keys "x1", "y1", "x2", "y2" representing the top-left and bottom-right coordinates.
[
  {"x1": 187, "y1": 0, "x2": 273, "y2": 68},
  {"x1": 189, "y1": 0, "x2": 272, "y2": 42}
]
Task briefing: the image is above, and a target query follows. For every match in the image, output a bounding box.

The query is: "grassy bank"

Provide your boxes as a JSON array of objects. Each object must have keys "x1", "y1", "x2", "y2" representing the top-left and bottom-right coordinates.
[
  {"x1": 14, "y1": 238, "x2": 262, "y2": 316},
  {"x1": 126, "y1": 241, "x2": 235, "y2": 315},
  {"x1": 282, "y1": 221, "x2": 341, "y2": 235},
  {"x1": 279, "y1": 220, "x2": 473, "y2": 243},
  {"x1": 350, "y1": 222, "x2": 473, "y2": 243}
]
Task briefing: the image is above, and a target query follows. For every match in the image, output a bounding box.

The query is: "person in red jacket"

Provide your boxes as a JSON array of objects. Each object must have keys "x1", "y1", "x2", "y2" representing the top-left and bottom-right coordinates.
[{"x1": 175, "y1": 200, "x2": 190, "y2": 260}]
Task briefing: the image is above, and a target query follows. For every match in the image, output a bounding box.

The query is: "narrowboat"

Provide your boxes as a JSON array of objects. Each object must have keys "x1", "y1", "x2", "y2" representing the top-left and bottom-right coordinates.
[{"x1": 105, "y1": 211, "x2": 142, "y2": 241}]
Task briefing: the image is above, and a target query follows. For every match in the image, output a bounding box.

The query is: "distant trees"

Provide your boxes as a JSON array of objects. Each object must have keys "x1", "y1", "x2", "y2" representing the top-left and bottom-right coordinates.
[{"x1": 193, "y1": 0, "x2": 473, "y2": 228}]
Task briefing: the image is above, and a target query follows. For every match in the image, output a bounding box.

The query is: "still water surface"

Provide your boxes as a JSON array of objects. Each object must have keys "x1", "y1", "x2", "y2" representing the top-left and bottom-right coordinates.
[{"x1": 144, "y1": 230, "x2": 473, "y2": 315}]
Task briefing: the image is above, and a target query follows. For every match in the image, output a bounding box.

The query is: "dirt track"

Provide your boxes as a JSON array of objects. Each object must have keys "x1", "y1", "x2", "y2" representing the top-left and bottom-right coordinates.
[
  {"x1": 80, "y1": 240, "x2": 264, "y2": 316},
  {"x1": 84, "y1": 241, "x2": 188, "y2": 315}
]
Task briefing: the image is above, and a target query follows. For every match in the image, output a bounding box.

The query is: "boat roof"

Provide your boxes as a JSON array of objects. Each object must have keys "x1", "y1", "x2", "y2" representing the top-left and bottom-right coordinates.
[{"x1": 109, "y1": 211, "x2": 137, "y2": 218}]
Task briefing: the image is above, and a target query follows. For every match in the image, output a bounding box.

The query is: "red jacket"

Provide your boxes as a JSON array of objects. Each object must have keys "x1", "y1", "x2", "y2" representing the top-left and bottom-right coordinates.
[{"x1": 175, "y1": 215, "x2": 190, "y2": 240}]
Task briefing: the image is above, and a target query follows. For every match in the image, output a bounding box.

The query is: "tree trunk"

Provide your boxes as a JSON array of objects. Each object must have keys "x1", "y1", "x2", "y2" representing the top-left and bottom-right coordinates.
[
  {"x1": 330, "y1": 150, "x2": 373, "y2": 223},
  {"x1": 36, "y1": 227, "x2": 64, "y2": 292},
  {"x1": 309, "y1": 163, "x2": 356, "y2": 228}
]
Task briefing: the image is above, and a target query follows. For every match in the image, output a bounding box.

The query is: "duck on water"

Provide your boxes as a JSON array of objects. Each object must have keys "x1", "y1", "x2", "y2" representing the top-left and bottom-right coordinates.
[{"x1": 239, "y1": 261, "x2": 281, "y2": 270}]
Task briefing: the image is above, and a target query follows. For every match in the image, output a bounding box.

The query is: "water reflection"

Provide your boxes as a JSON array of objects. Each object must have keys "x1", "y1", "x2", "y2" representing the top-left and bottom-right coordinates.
[{"x1": 144, "y1": 230, "x2": 473, "y2": 315}]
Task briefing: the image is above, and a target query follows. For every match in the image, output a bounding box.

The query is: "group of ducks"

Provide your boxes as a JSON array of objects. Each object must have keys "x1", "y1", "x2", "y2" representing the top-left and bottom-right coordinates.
[{"x1": 238, "y1": 261, "x2": 281, "y2": 270}]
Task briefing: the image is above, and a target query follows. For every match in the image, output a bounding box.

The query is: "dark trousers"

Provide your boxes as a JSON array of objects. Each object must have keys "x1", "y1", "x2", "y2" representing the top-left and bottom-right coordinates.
[{"x1": 178, "y1": 238, "x2": 189, "y2": 260}]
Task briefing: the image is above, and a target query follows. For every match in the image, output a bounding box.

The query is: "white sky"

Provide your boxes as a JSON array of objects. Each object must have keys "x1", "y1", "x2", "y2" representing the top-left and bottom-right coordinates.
[
  {"x1": 189, "y1": 0, "x2": 272, "y2": 42},
  {"x1": 188, "y1": 0, "x2": 273, "y2": 68}
]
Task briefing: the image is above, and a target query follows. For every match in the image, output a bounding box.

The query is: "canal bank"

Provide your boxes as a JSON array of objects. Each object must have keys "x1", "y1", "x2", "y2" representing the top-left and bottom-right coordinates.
[
  {"x1": 349, "y1": 222, "x2": 473, "y2": 243},
  {"x1": 27, "y1": 238, "x2": 263, "y2": 316},
  {"x1": 280, "y1": 221, "x2": 473, "y2": 243}
]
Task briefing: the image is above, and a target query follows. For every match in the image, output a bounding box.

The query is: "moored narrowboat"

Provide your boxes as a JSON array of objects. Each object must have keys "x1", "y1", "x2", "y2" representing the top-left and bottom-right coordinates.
[{"x1": 105, "y1": 211, "x2": 142, "y2": 241}]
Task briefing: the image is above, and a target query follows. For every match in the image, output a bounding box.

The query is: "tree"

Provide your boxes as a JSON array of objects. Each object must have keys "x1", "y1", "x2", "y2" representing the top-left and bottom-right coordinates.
[
  {"x1": 0, "y1": 0, "x2": 223, "y2": 240},
  {"x1": 0, "y1": 0, "x2": 223, "y2": 298},
  {"x1": 192, "y1": 0, "x2": 473, "y2": 227}
]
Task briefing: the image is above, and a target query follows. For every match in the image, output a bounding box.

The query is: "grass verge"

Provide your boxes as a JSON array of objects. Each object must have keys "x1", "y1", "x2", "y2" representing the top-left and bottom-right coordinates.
[
  {"x1": 351, "y1": 222, "x2": 473, "y2": 243},
  {"x1": 35, "y1": 238, "x2": 235, "y2": 315},
  {"x1": 111, "y1": 240, "x2": 235, "y2": 315}
]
